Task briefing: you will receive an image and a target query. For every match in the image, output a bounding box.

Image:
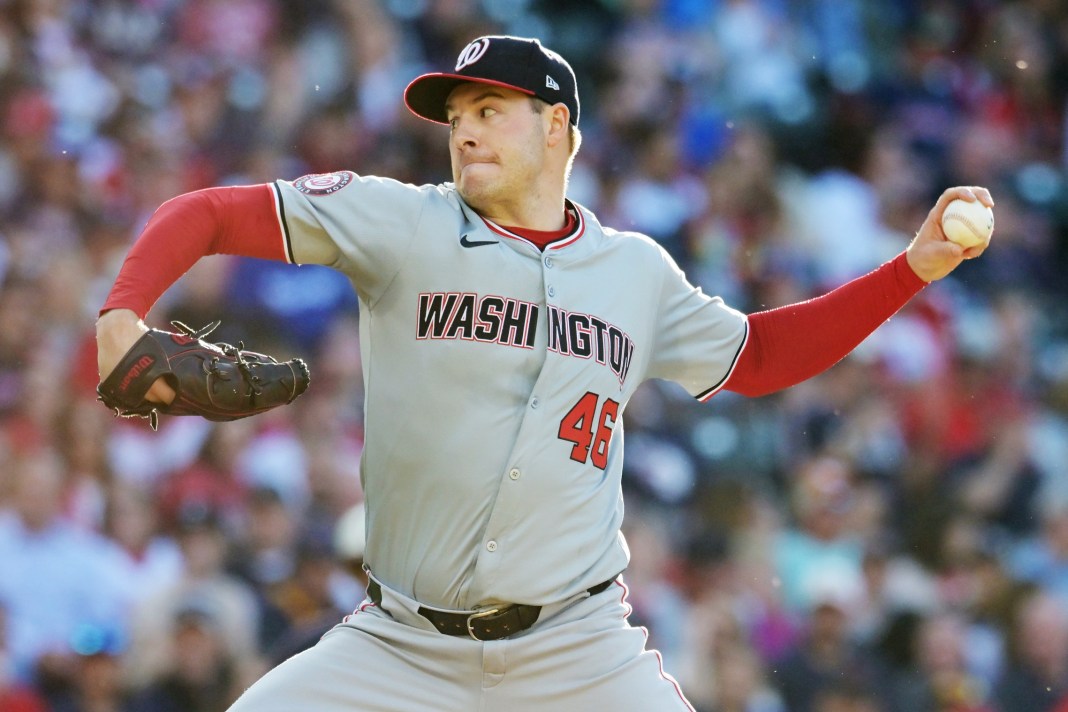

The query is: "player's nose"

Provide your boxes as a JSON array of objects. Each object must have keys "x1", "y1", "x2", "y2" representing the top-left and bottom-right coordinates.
[{"x1": 450, "y1": 117, "x2": 479, "y2": 149}]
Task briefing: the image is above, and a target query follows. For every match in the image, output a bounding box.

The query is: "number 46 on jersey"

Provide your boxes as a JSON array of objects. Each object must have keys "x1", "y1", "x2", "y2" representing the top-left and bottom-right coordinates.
[{"x1": 558, "y1": 392, "x2": 619, "y2": 470}]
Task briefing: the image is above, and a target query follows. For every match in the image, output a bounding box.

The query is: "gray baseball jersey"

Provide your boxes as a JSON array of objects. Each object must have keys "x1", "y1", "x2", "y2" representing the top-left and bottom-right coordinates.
[{"x1": 270, "y1": 170, "x2": 747, "y2": 610}]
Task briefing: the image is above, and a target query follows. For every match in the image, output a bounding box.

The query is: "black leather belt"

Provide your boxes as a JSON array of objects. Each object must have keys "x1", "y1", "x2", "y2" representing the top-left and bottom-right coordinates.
[{"x1": 366, "y1": 577, "x2": 616, "y2": 641}]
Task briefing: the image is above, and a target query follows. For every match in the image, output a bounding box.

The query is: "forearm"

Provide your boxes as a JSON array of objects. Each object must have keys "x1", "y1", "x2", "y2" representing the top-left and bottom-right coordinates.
[
  {"x1": 725, "y1": 252, "x2": 926, "y2": 397},
  {"x1": 101, "y1": 184, "x2": 286, "y2": 317}
]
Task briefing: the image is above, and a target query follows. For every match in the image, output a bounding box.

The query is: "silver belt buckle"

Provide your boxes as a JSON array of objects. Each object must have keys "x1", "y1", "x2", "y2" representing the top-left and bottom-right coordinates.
[{"x1": 465, "y1": 607, "x2": 502, "y2": 640}]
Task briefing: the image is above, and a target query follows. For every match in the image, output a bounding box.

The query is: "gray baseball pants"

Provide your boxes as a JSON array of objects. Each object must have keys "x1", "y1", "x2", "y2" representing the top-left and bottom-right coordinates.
[{"x1": 226, "y1": 577, "x2": 695, "y2": 711}]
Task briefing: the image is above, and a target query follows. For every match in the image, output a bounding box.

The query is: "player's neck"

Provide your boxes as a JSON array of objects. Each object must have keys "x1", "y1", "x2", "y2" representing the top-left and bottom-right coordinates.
[{"x1": 473, "y1": 180, "x2": 568, "y2": 231}]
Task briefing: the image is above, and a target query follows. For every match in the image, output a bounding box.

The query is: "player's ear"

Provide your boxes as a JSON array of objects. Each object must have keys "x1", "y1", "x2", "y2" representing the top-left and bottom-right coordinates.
[{"x1": 545, "y1": 103, "x2": 570, "y2": 148}]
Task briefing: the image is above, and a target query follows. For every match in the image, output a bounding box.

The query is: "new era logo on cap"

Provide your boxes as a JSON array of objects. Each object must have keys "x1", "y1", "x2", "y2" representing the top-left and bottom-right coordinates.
[{"x1": 404, "y1": 35, "x2": 580, "y2": 126}]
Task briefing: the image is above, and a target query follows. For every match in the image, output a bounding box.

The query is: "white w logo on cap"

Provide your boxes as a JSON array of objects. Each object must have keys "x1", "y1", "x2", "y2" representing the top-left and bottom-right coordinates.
[{"x1": 455, "y1": 39, "x2": 490, "y2": 71}]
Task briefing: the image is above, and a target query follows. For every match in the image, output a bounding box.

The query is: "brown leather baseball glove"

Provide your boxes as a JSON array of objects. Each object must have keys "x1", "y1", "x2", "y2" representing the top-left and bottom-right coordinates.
[{"x1": 97, "y1": 321, "x2": 310, "y2": 430}]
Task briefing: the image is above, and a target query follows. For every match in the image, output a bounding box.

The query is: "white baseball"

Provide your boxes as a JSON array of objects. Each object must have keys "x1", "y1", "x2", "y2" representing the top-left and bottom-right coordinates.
[{"x1": 940, "y1": 198, "x2": 994, "y2": 248}]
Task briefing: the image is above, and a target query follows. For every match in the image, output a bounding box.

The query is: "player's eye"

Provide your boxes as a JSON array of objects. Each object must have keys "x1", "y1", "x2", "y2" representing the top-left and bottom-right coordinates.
[
  {"x1": 448, "y1": 117, "x2": 458, "y2": 130},
  {"x1": 480, "y1": 107, "x2": 497, "y2": 118}
]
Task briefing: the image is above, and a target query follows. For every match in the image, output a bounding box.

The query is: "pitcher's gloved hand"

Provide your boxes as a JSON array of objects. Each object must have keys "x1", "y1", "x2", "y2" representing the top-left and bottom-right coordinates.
[{"x1": 97, "y1": 320, "x2": 310, "y2": 430}]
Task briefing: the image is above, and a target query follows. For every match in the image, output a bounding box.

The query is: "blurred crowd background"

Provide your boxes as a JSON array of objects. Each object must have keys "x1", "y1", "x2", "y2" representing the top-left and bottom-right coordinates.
[{"x1": 0, "y1": 0, "x2": 1067, "y2": 711}]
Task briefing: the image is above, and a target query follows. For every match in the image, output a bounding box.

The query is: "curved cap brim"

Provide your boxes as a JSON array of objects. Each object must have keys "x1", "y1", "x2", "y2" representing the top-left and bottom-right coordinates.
[{"x1": 404, "y1": 73, "x2": 536, "y2": 125}]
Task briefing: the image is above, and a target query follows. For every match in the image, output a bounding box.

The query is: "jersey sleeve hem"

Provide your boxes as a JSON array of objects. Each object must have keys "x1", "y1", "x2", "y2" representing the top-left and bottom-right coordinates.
[
  {"x1": 271, "y1": 182, "x2": 297, "y2": 264},
  {"x1": 695, "y1": 318, "x2": 749, "y2": 402}
]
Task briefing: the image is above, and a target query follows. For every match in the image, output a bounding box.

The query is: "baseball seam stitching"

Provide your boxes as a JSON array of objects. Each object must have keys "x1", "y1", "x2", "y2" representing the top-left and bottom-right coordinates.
[{"x1": 944, "y1": 214, "x2": 984, "y2": 241}]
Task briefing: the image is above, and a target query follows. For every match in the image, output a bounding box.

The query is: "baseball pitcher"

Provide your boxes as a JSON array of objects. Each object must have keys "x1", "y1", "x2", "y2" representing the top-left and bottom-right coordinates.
[{"x1": 96, "y1": 35, "x2": 993, "y2": 711}]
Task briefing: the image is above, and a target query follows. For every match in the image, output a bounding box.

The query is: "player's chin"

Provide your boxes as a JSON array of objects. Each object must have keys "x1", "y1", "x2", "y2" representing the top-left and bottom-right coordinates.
[
  {"x1": 456, "y1": 173, "x2": 497, "y2": 205},
  {"x1": 459, "y1": 162, "x2": 497, "y2": 185}
]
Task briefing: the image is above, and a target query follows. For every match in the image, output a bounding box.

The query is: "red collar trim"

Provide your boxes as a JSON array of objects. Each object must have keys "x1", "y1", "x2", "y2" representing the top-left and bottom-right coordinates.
[{"x1": 480, "y1": 204, "x2": 585, "y2": 251}]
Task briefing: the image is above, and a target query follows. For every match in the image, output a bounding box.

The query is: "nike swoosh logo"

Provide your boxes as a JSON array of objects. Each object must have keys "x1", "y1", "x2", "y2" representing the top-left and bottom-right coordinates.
[{"x1": 460, "y1": 234, "x2": 499, "y2": 248}]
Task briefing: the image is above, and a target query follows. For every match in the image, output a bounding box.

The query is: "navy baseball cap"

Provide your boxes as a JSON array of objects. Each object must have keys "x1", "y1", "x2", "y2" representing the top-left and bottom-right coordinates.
[{"x1": 405, "y1": 36, "x2": 580, "y2": 126}]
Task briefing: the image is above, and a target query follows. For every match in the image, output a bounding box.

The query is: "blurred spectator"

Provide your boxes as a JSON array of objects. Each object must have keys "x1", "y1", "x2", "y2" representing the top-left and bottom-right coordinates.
[
  {"x1": 701, "y1": 641, "x2": 784, "y2": 712},
  {"x1": 993, "y1": 589, "x2": 1068, "y2": 712},
  {"x1": 127, "y1": 596, "x2": 255, "y2": 712},
  {"x1": 225, "y1": 484, "x2": 302, "y2": 652},
  {"x1": 888, "y1": 610, "x2": 995, "y2": 712},
  {"x1": 772, "y1": 454, "x2": 866, "y2": 616},
  {"x1": 0, "y1": 605, "x2": 48, "y2": 712},
  {"x1": 233, "y1": 416, "x2": 310, "y2": 513},
  {"x1": 688, "y1": 121, "x2": 810, "y2": 312},
  {"x1": 100, "y1": 483, "x2": 184, "y2": 609},
  {"x1": 617, "y1": 504, "x2": 690, "y2": 667},
  {"x1": 853, "y1": 541, "x2": 941, "y2": 648},
  {"x1": 105, "y1": 416, "x2": 214, "y2": 493},
  {"x1": 262, "y1": 502, "x2": 367, "y2": 665},
  {"x1": 793, "y1": 142, "x2": 905, "y2": 288},
  {"x1": 263, "y1": 530, "x2": 347, "y2": 666},
  {"x1": 123, "y1": 502, "x2": 262, "y2": 690},
  {"x1": 1008, "y1": 497, "x2": 1068, "y2": 606},
  {"x1": 0, "y1": 447, "x2": 126, "y2": 687},
  {"x1": 55, "y1": 396, "x2": 115, "y2": 530},
  {"x1": 669, "y1": 522, "x2": 788, "y2": 711},
  {"x1": 0, "y1": 277, "x2": 46, "y2": 421},
  {"x1": 48, "y1": 623, "x2": 134, "y2": 712},
  {"x1": 228, "y1": 485, "x2": 299, "y2": 590},
  {"x1": 769, "y1": 572, "x2": 886, "y2": 712},
  {"x1": 156, "y1": 421, "x2": 254, "y2": 532},
  {"x1": 674, "y1": 584, "x2": 741, "y2": 709},
  {"x1": 606, "y1": 123, "x2": 706, "y2": 253}
]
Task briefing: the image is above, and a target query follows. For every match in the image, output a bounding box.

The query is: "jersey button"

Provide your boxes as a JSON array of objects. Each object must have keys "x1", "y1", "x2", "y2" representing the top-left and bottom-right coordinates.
[
  {"x1": 547, "y1": 286, "x2": 556, "y2": 297},
  {"x1": 530, "y1": 397, "x2": 540, "y2": 409},
  {"x1": 509, "y1": 468, "x2": 521, "y2": 480},
  {"x1": 486, "y1": 540, "x2": 498, "y2": 552},
  {"x1": 544, "y1": 256, "x2": 553, "y2": 268}
]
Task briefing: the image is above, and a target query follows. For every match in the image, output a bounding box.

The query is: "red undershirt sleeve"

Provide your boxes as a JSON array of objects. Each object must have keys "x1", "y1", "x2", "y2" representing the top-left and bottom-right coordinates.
[
  {"x1": 724, "y1": 252, "x2": 927, "y2": 397},
  {"x1": 101, "y1": 184, "x2": 286, "y2": 318}
]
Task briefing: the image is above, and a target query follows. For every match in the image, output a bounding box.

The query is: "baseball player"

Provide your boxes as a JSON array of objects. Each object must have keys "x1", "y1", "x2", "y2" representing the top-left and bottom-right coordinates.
[{"x1": 96, "y1": 35, "x2": 993, "y2": 711}]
